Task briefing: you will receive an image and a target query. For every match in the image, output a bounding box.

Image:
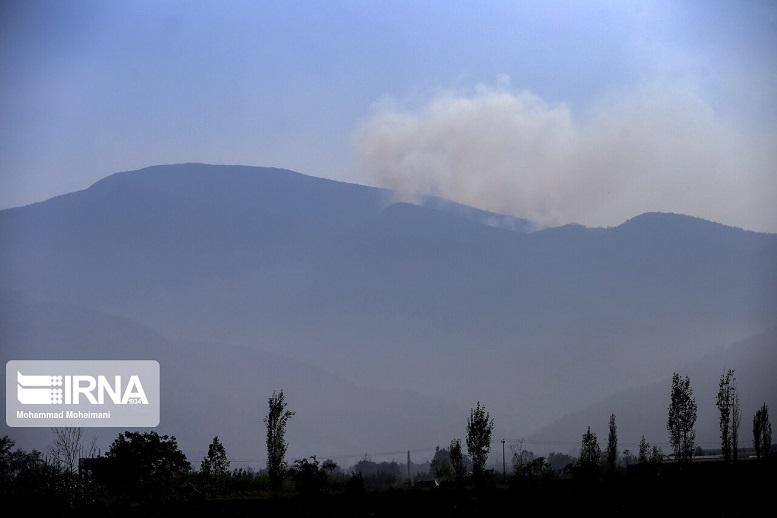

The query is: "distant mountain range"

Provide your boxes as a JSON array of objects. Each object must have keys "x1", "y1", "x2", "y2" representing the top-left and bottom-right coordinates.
[
  {"x1": 530, "y1": 327, "x2": 777, "y2": 455},
  {"x1": 1, "y1": 164, "x2": 775, "y2": 462}
]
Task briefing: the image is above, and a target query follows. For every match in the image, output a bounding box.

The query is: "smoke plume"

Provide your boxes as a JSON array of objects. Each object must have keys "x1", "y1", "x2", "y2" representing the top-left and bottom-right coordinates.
[{"x1": 356, "y1": 79, "x2": 777, "y2": 231}]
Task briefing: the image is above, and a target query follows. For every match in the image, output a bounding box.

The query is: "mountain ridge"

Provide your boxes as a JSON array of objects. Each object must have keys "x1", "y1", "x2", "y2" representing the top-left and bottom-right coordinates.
[{"x1": 1, "y1": 163, "x2": 775, "y2": 442}]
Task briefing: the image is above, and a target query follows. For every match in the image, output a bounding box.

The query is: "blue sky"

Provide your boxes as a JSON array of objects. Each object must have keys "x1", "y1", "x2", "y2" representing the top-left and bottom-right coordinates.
[{"x1": 1, "y1": 1, "x2": 776, "y2": 229}]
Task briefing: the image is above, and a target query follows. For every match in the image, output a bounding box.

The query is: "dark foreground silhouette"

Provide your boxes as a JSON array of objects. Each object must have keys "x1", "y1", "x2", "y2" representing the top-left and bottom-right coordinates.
[{"x1": 3, "y1": 445, "x2": 774, "y2": 517}]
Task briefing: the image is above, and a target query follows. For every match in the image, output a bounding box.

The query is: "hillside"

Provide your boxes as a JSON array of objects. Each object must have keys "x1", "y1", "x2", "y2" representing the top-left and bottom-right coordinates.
[{"x1": 1, "y1": 163, "x2": 776, "y2": 439}]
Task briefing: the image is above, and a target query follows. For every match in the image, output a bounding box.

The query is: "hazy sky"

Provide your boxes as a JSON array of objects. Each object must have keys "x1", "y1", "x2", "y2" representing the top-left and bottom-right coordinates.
[{"x1": 1, "y1": 1, "x2": 776, "y2": 229}]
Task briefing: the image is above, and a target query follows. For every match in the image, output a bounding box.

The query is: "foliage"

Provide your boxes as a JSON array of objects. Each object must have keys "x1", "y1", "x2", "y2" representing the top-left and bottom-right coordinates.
[
  {"x1": 578, "y1": 426, "x2": 601, "y2": 470},
  {"x1": 649, "y1": 445, "x2": 663, "y2": 464},
  {"x1": 449, "y1": 438, "x2": 466, "y2": 481},
  {"x1": 201, "y1": 435, "x2": 230, "y2": 476},
  {"x1": 352, "y1": 457, "x2": 401, "y2": 489},
  {"x1": 466, "y1": 401, "x2": 494, "y2": 475},
  {"x1": 264, "y1": 389, "x2": 294, "y2": 495},
  {"x1": 638, "y1": 436, "x2": 650, "y2": 464},
  {"x1": 753, "y1": 403, "x2": 772, "y2": 459},
  {"x1": 716, "y1": 369, "x2": 739, "y2": 461},
  {"x1": 430, "y1": 446, "x2": 452, "y2": 479},
  {"x1": 513, "y1": 456, "x2": 556, "y2": 481},
  {"x1": 620, "y1": 449, "x2": 636, "y2": 466},
  {"x1": 98, "y1": 431, "x2": 191, "y2": 501},
  {"x1": 290, "y1": 456, "x2": 328, "y2": 497},
  {"x1": 546, "y1": 451, "x2": 576, "y2": 471},
  {"x1": 606, "y1": 414, "x2": 618, "y2": 471},
  {"x1": 667, "y1": 373, "x2": 697, "y2": 462}
]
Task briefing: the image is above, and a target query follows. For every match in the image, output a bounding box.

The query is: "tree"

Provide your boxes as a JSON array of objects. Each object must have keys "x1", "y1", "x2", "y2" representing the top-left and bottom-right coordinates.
[
  {"x1": 264, "y1": 390, "x2": 294, "y2": 495},
  {"x1": 579, "y1": 426, "x2": 601, "y2": 470},
  {"x1": 50, "y1": 427, "x2": 83, "y2": 474},
  {"x1": 430, "y1": 446, "x2": 452, "y2": 479},
  {"x1": 731, "y1": 383, "x2": 740, "y2": 461},
  {"x1": 449, "y1": 438, "x2": 466, "y2": 481},
  {"x1": 100, "y1": 431, "x2": 191, "y2": 499},
  {"x1": 0, "y1": 436, "x2": 44, "y2": 483},
  {"x1": 667, "y1": 373, "x2": 697, "y2": 461},
  {"x1": 547, "y1": 451, "x2": 575, "y2": 471},
  {"x1": 716, "y1": 369, "x2": 740, "y2": 461},
  {"x1": 606, "y1": 414, "x2": 618, "y2": 471},
  {"x1": 620, "y1": 449, "x2": 636, "y2": 466},
  {"x1": 649, "y1": 445, "x2": 663, "y2": 464},
  {"x1": 290, "y1": 456, "x2": 327, "y2": 497},
  {"x1": 753, "y1": 403, "x2": 772, "y2": 459},
  {"x1": 200, "y1": 436, "x2": 229, "y2": 476},
  {"x1": 465, "y1": 402, "x2": 494, "y2": 476},
  {"x1": 638, "y1": 436, "x2": 650, "y2": 464}
]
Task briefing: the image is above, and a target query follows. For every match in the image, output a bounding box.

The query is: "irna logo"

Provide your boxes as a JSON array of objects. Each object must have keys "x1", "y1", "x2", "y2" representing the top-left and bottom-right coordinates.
[
  {"x1": 6, "y1": 360, "x2": 159, "y2": 427},
  {"x1": 17, "y1": 372, "x2": 149, "y2": 405}
]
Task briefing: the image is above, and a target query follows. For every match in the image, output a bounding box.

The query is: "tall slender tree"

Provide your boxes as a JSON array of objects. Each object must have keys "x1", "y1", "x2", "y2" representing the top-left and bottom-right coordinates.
[
  {"x1": 667, "y1": 373, "x2": 697, "y2": 462},
  {"x1": 716, "y1": 370, "x2": 734, "y2": 461},
  {"x1": 264, "y1": 390, "x2": 294, "y2": 495},
  {"x1": 466, "y1": 402, "x2": 494, "y2": 476},
  {"x1": 731, "y1": 380, "x2": 740, "y2": 461},
  {"x1": 753, "y1": 403, "x2": 772, "y2": 459},
  {"x1": 606, "y1": 414, "x2": 618, "y2": 471},
  {"x1": 638, "y1": 435, "x2": 650, "y2": 464}
]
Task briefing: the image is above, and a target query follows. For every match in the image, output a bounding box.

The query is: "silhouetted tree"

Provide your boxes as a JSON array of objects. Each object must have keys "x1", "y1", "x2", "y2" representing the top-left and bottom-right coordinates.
[
  {"x1": 449, "y1": 438, "x2": 465, "y2": 481},
  {"x1": 514, "y1": 456, "x2": 555, "y2": 481},
  {"x1": 466, "y1": 402, "x2": 494, "y2": 476},
  {"x1": 547, "y1": 451, "x2": 575, "y2": 471},
  {"x1": 200, "y1": 436, "x2": 229, "y2": 476},
  {"x1": 290, "y1": 456, "x2": 326, "y2": 497},
  {"x1": 716, "y1": 369, "x2": 737, "y2": 461},
  {"x1": 322, "y1": 458, "x2": 339, "y2": 474},
  {"x1": 638, "y1": 435, "x2": 650, "y2": 464},
  {"x1": 731, "y1": 382, "x2": 740, "y2": 461},
  {"x1": 264, "y1": 390, "x2": 294, "y2": 496},
  {"x1": 753, "y1": 403, "x2": 772, "y2": 459},
  {"x1": 667, "y1": 373, "x2": 697, "y2": 461},
  {"x1": 606, "y1": 414, "x2": 618, "y2": 471},
  {"x1": 620, "y1": 449, "x2": 636, "y2": 466},
  {"x1": 579, "y1": 426, "x2": 601, "y2": 470},
  {"x1": 351, "y1": 456, "x2": 401, "y2": 488},
  {"x1": 430, "y1": 446, "x2": 452, "y2": 479},
  {"x1": 0, "y1": 436, "x2": 45, "y2": 483},
  {"x1": 50, "y1": 428, "x2": 83, "y2": 474},
  {"x1": 99, "y1": 431, "x2": 191, "y2": 500},
  {"x1": 649, "y1": 445, "x2": 663, "y2": 464}
]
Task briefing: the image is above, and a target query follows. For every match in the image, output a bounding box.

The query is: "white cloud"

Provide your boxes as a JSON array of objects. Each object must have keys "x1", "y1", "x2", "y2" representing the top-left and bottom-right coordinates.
[{"x1": 356, "y1": 79, "x2": 777, "y2": 231}]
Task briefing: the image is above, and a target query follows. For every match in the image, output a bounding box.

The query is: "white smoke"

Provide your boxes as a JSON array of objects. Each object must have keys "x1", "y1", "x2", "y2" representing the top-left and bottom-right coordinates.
[{"x1": 356, "y1": 79, "x2": 777, "y2": 231}]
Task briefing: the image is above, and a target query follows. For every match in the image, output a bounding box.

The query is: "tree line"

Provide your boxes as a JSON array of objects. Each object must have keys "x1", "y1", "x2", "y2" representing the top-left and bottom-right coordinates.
[{"x1": 0, "y1": 369, "x2": 773, "y2": 505}]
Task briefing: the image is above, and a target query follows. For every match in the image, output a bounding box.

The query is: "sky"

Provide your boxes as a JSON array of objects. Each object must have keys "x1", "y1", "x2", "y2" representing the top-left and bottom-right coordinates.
[{"x1": 1, "y1": 0, "x2": 776, "y2": 230}]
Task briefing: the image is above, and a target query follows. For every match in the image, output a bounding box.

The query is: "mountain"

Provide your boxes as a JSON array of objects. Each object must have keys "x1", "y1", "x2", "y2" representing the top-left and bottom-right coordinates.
[
  {"x1": 528, "y1": 327, "x2": 777, "y2": 455},
  {"x1": 0, "y1": 290, "x2": 463, "y2": 466},
  {"x1": 1, "y1": 163, "x2": 776, "y2": 442}
]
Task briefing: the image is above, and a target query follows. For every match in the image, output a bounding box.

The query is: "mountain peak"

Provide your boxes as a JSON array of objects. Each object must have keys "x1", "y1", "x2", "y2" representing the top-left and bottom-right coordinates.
[{"x1": 617, "y1": 211, "x2": 762, "y2": 236}]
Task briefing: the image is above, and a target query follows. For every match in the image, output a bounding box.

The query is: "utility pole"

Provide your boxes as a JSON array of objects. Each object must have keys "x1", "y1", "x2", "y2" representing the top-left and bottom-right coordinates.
[{"x1": 501, "y1": 439, "x2": 506, "y2": 482}]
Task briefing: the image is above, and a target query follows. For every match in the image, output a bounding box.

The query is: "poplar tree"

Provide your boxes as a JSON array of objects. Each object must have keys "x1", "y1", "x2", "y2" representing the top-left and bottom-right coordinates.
[
  {"x1": 265, "y1": 390, "x2": 294, "y2": 495},
  {"x1": 606, "y1": 414, "x2": 618, "y2": 470},
  {"x1": 667, "y1": 373, "x2": 697, "y2": 462},
  {"x1": 753, "y1": 403, "x2": 772, "y2": 459}
]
